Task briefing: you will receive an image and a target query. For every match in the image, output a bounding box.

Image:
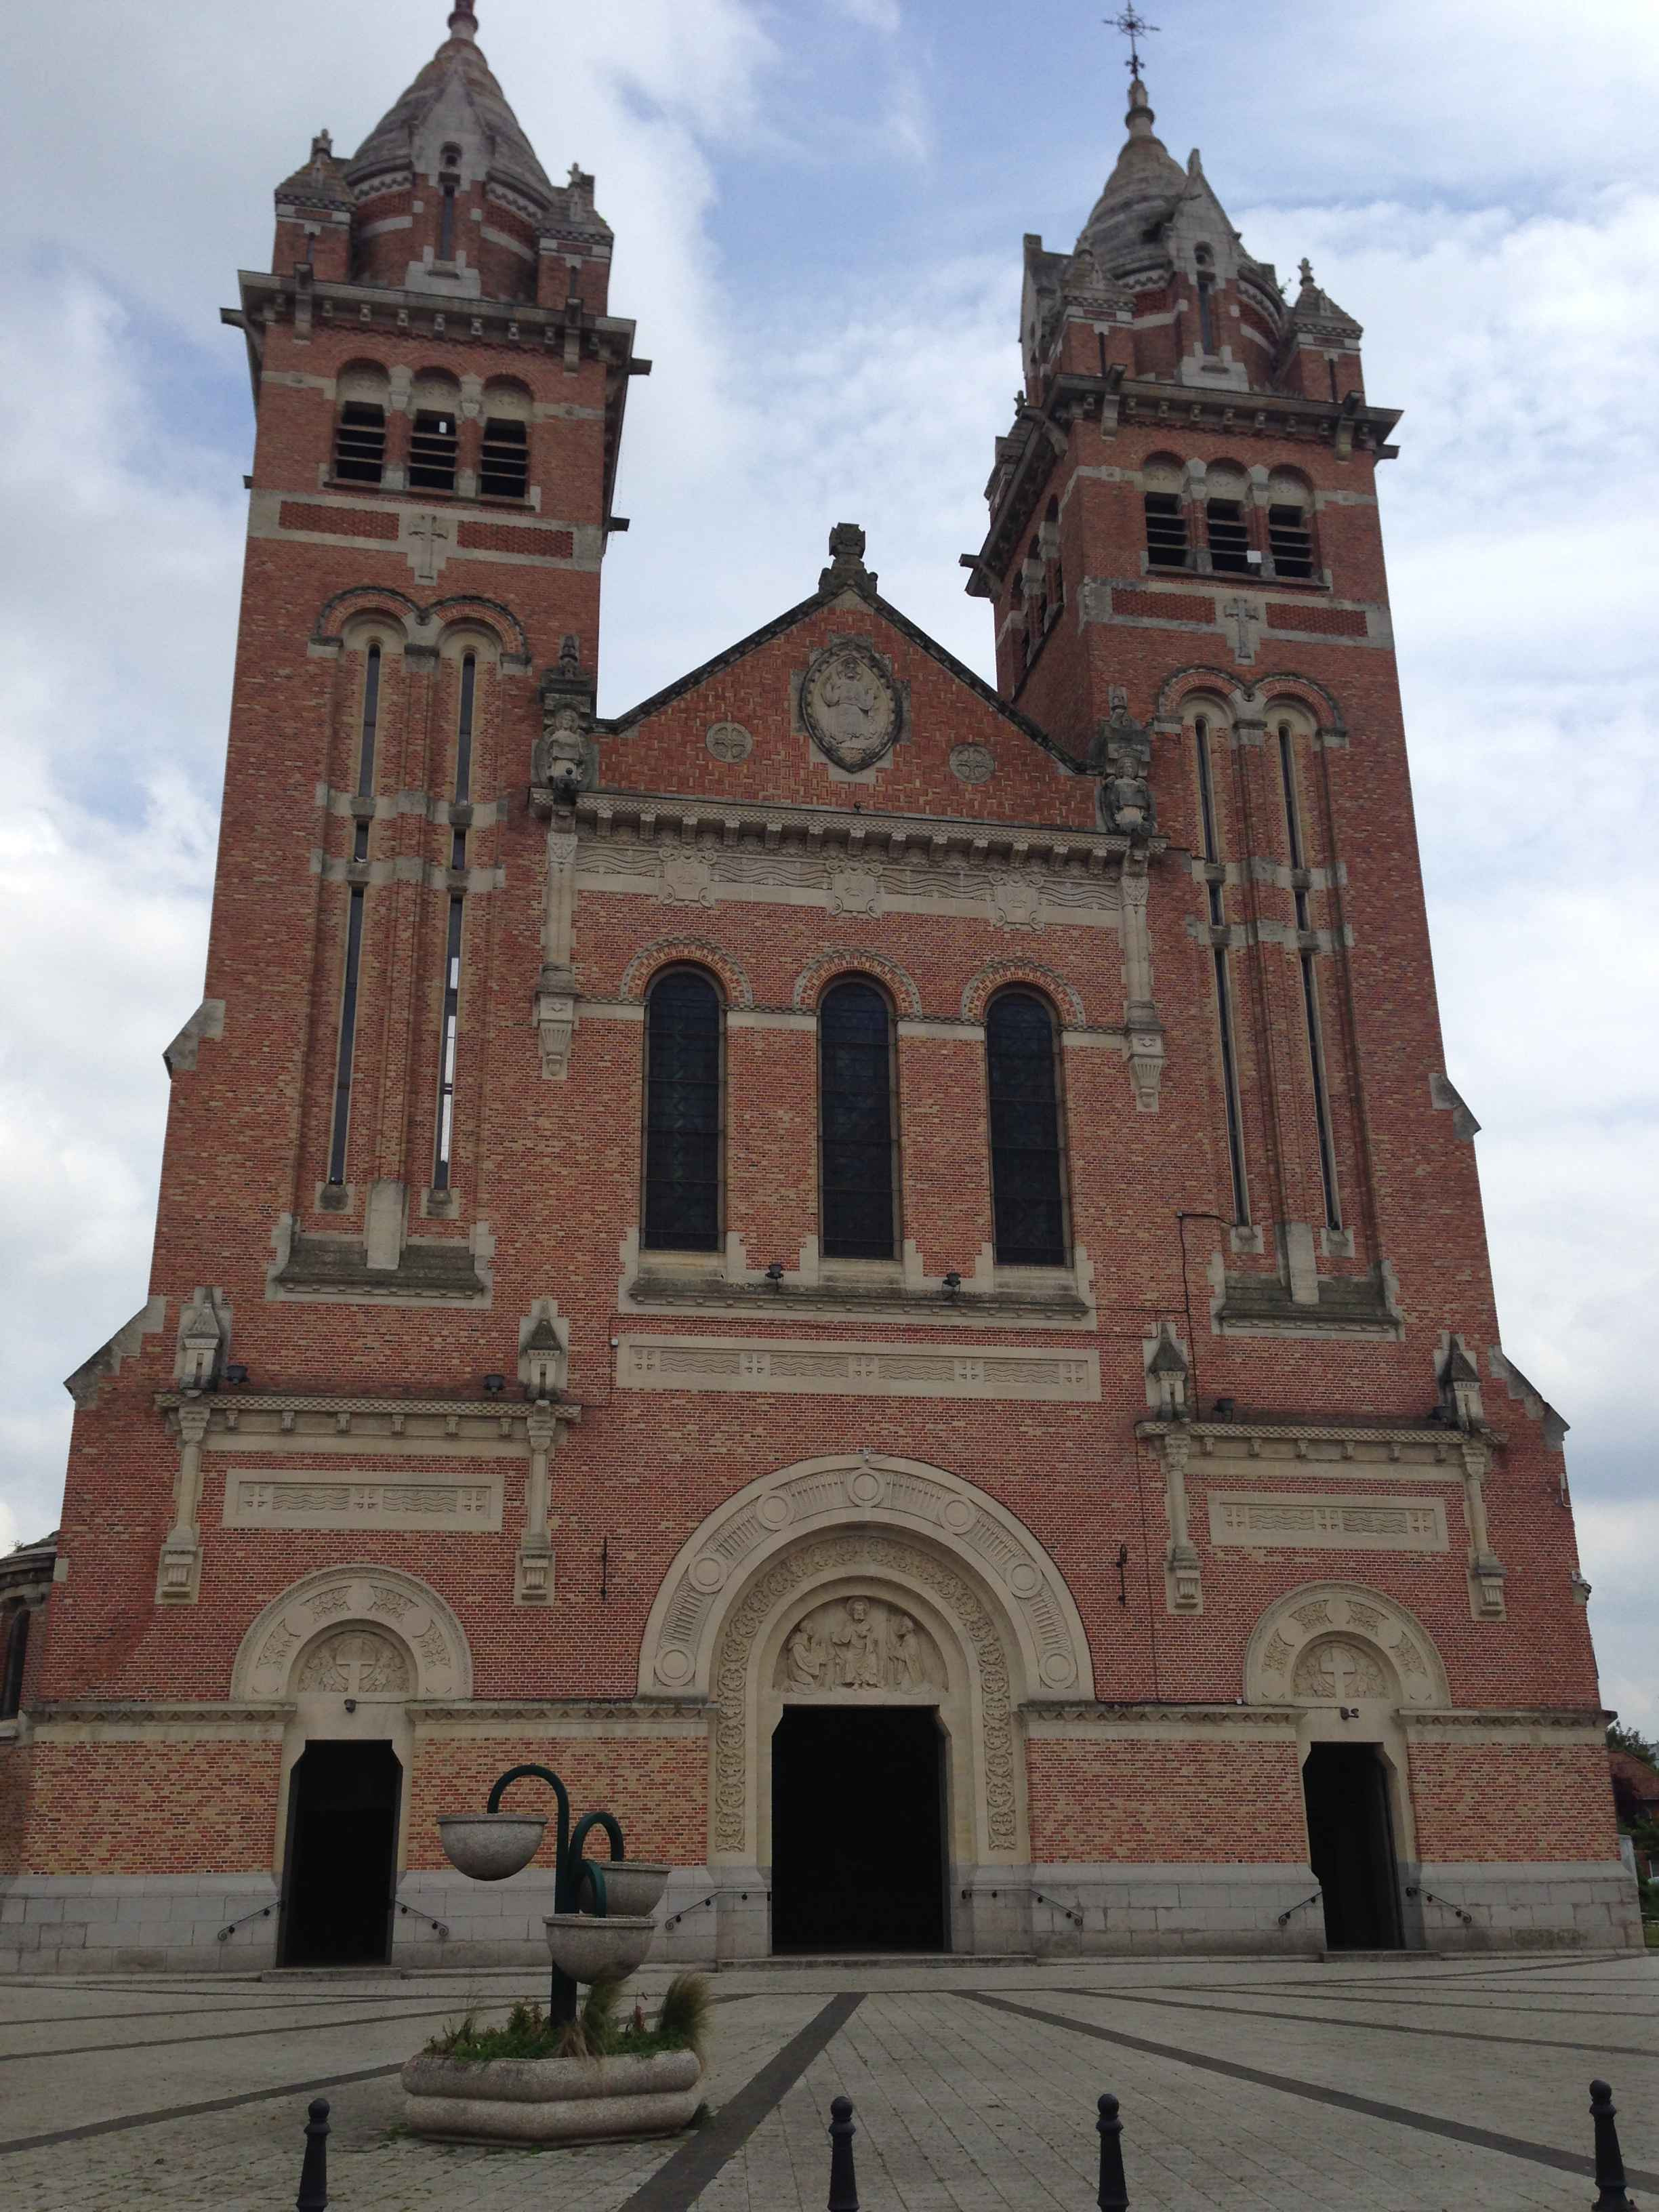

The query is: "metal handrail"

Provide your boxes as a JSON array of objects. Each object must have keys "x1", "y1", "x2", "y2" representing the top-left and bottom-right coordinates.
[
  {"x1": 1031, "y1": 1889, "x2": 1087, "y2": 1927},
  {"x1": 216, "y1": 1899, "x2": 279, "y2": 1944},
  {"x1": 662, "y1": 1887, "x2": 756, "y2": 1931},
  {"x1": 1404, "y1": 1883, "x2": 1475, "y2": 1926},
  {"x1": 1277, "y1": 1888, "x2": 1323, "y2": 1927},
  {"x1": 394, "y1": 1898, "x2": 451, "y2": 1940}
]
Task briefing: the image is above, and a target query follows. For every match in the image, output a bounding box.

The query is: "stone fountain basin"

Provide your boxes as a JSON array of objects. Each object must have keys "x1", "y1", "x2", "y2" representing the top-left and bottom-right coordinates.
[
  {"x1": 583, "y1": 1860, "x2": 671, "y2": 1917},
  {"x1": 544, "y1": 1910, "x2": 657, "y2": 1981},
  {"x1": 403, "y1": 2049, "x2": 701, "y2": 2145},
  {"x1": 436, "y1": 1813, "x2": 547, "y2": 1881}
]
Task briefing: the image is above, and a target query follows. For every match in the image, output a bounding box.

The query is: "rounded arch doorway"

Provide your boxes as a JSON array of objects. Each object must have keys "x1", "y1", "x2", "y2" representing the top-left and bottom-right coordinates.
[{"x1": 640, "y1": 1453, "x2": 1094, "y2": 1957}]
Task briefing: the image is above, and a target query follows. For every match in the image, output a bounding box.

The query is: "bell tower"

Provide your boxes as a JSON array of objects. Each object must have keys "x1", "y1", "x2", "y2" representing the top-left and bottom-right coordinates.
[{"x1": 966, "y1": 42, "x2": 1492, "y2": 1355}]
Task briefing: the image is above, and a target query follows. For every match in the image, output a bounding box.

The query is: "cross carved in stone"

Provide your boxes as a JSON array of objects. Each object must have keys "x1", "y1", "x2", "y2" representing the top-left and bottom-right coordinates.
[
  {"x1": 1221, "y1": 596, "x2": 1261, "y2": 665},
  {"x1": 408, "y1": 512, "x2": 451, "y2": 583}
]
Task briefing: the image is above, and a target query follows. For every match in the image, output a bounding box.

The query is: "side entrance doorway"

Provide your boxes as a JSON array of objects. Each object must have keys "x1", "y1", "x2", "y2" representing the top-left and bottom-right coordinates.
[
  {"x1": 1303, "y1": 1742, "x2": 1404, "y2": 1950},
  {"x1": 280, "y1": 1740, "x2": 402, "y2": 1966},
  {"x1": 771, "y1": 1706, "x2": 948, "y2": 1953}
]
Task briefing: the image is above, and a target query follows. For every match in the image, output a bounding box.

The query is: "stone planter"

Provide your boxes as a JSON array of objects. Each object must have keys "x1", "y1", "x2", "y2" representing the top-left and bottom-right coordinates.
[
  {"x1": 544, "y1": 1910, "x2": 657, "y2": 1981},
  {"x1": 403, "y1": 2049, "x2": 702, "y2": 2145},
  {"x1": 436, "y1": 1813, "x2": 546, "y2": 1881},
  {"x1": 583, "y1": 1860, "x2": 671, "y2": 1916}
]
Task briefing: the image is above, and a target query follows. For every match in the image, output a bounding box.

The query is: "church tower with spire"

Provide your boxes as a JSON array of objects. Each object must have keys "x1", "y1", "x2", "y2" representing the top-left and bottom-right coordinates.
[{"x1": 0, "y1": 13, "x2": 1631, "y2": 1975}]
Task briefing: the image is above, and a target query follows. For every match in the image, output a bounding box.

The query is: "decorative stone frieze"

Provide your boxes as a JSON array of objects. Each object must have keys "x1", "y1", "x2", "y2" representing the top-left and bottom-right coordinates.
[{"x1": 615, "y1": 1334, "x2": 1099, "y2": 1404}]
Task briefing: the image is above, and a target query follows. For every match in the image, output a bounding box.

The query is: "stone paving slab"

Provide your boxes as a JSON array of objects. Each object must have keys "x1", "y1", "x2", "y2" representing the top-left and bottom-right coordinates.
[{"x1": 0, "y1": 1956, "x2": 1650, "y2": 2209}]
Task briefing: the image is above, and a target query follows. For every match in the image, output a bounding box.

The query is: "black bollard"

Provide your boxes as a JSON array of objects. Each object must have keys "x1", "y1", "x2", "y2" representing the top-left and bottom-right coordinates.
[
  {"x1": 1097, "y1": 2091, "x2": 1129, "y2": 2212},
  {"x1": 827, "y1": 2093, "x2": 859, "y2": 2212},
  {"x1": 295, "y1": 2095, "x2": 329, "y2": 2212},
  {"x1": 1590, "y1": 2080, "x2": 1634, "y2": 2211}
]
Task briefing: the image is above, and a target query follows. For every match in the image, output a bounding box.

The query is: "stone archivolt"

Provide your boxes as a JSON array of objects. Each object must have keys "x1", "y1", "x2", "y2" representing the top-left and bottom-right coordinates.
[
  {"x1": 711, "y1": 1533, "x2": 1017, "y2": 1858},
  {"x1": 638, "y1": 1452, "x2": 1093, "y2": 1706},
  {"x1": 1244, "y1": 1581, "x2": 1448, "y2": 1709},
  {"x1": 231, "y1": 1566, "x2": 472, "y2": 1702}
]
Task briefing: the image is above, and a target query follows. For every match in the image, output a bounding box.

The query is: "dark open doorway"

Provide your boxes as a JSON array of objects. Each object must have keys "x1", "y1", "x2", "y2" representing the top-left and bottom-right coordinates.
[
  {"x1": 1303, "y1": 1742, "x2": 1404, "y2": 1950},
  {"x1": 771, "y1": 1706, "x2": 948, "y2": 1953},
  {"x1": 281, "y1": 1740, "x2": 401, "y2": 1966}
]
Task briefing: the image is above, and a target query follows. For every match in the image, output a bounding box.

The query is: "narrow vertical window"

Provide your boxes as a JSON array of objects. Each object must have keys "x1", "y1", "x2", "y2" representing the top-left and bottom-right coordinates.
[
  {"x1": 642, "y1": 970, "x2": 722, "y2": 1250},
  {"x1": 0, "y1": 1607, "x2": 29, "y2": 1721},
  {"x1": 987, "y1": 992, "x2": 1067, "y2": 1266},
  {"x1": 409, "y1": 411, "x2": 458, "y2": 493},
  {"x1": 1145, "y1": 490, "x2": 1188, "y2": 569},
  {"x1": 1195, "y1": 245, "x2": 1216, "y2": 352},
  {"x1": 1197, "y1": 715, "x2": 1248, "y2": 1225},
  {"x1": 480, "y1": 417, "x2": 529, "y2": 498},
  {"x1": 439, "y1": 182, "x2": 457, "y2": 260},
  {"x1": 328, "y1": 647, "x2": 380, "y2": 1185},
  {"x1": 1206, "y1": 498, "x2": 1251, "y2": 573},
  {"x1": 432, "y1": 654, "x2": 476, "y2": 1192},
  {"x1": 819, "y1": 979, "x2": 897, "y2": 1260},
  {"x1": 1280, "y1": 723, "x2": 1340, "y2": 1229},
  {"x1": 333, "y1": 403, "x2": 386, "y2": 484}
]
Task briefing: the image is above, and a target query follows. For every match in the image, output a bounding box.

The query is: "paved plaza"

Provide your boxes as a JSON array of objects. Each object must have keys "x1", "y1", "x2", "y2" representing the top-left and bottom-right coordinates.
[{"x1": 0, "y1": 1952, "x2": 1653, "y2": 2209}]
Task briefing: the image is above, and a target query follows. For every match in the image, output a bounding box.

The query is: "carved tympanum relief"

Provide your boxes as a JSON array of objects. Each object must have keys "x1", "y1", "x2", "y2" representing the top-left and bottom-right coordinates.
[
  {"x1": 801, "y1": 643, "x2": 900, "y2": 773},
  {"x1": 1244, "y1": 1582, "x2": 1449, "y2": 1711},
  {"x1": 296, "y1": 1629, "x2": 411, "y2": 1694},
  {"x1": 1290, "y1": 1638, "x2": 1389, "y2": 1702},
  {"x1": 231, "y1": 1567, "x2": 471, "y2": 1702},
  {"x1": 777, "y1": 1596, "x2": 941, "y2": 1693}
]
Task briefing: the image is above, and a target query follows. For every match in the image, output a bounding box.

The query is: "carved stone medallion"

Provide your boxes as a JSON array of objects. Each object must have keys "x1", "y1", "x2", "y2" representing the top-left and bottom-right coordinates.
[
  {"x1": 800, "y1": 644, "x2": 900, "y2": 773},
  {"x1": 949, "y1": 743, "x2": 996, "y2": 785},
  {"x1": 658, "y1": 849, "x2": 714, "y2": 906},
  {"x1": 776, "y1": 1596, "x2": 942, "y2": 1694},
  {"x1": 706, "y1": 721, "x2": 753, "y2": 763},
  {"x1": 297, "y1": 1629, "x2": 411, "y2": 1695}
]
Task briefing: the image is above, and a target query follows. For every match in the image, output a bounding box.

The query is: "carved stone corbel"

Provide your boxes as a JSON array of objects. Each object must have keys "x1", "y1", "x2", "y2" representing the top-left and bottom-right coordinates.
[
  {"x1": 157, "y1": 1402, "x2": 211, "y2": 1605},
  {"x1": 535, "y1": 966, "x2": 577, "y2": 1082},
  {"x1": 1157, "y1": 1429, "x2": 1203, "y2": 1614}
]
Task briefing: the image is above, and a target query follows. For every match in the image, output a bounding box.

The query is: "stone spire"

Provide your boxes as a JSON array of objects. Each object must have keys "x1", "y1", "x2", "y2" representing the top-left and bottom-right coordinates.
[
  {"x1": 1074, "y1": 73, "x2": 1191, "y2": 281},
  {"x1": 346, "y1": 0, "x2": 556, "y2": 207},
  {"x1": 1287, "y1": 255, "x2": 1364, "y2": 344}
]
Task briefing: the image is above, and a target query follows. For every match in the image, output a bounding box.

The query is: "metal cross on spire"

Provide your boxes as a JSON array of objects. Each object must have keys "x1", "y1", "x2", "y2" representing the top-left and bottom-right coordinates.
[{"x1": 1107, "y1": 5, "x2": 1160, "y2": 77}]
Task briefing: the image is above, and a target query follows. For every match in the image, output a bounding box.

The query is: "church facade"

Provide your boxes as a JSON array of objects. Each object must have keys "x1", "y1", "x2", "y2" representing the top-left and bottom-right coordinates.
[{"x1": 0, "y1": 3, "x2": 1635, "y2": 1969}]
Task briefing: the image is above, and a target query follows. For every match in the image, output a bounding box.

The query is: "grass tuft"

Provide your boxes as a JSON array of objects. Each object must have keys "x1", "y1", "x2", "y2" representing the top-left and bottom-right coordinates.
[{"x1": 426, "y1": 1973, "x2": 713, "y2": 2064}]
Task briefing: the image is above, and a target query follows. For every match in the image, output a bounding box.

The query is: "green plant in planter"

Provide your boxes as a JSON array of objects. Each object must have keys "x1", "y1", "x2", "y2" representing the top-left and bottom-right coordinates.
[{"x1": 426, "y1": 1974, "x2": 712, "y2": 2066}]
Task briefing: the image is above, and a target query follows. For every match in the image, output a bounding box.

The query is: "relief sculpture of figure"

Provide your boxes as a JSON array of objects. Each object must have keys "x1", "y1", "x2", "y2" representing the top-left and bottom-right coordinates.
[
  {"x1": 785, "y1": 1622, "x2": 825, "y2": 1689},
  {"x1": 885, "y1": 1612, "x2": 927, "y2": 1691},
  {"x1": 832, "y1": 1597, "x2": 883, "y2": 1688}
]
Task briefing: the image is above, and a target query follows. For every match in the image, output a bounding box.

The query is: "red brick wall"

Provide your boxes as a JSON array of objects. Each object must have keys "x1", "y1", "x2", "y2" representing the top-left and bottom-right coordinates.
[
  {"x1": 1029, "y1": 1739, "x2": 1306, "y2": 1862},
  {"x1": 18, "y1": 1742, "x2": 283, "y2": 1875},
  {"x1": 1407, "y1": 1742, "x2": 1621, "y2": 1863},
  {"x1": 407, "y1": 1738, "x2": 706, "y2": 1868}
]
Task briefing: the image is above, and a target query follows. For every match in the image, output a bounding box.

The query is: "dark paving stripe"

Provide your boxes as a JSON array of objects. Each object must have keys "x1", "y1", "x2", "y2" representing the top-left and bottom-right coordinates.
[
  {"x1": 1060, "y1": 1984, "x2": 1659, "y2": 2064},
  {"x1": 619, "y1": 1992, "x2": 863, "y2": 2212},
  {"x1": 0, "y1": 1996, "x2": 514, "y2": 2068},
  {"x1": 966, "y1": 1992, "x2": 1659, "y2": 2192},
  {"x1": 1191, "y1": 1984, "x2": 1659, "y2": 2024},
  {"x1": 0, "y1": 2059, "x2": 407, "y2": 2157}
]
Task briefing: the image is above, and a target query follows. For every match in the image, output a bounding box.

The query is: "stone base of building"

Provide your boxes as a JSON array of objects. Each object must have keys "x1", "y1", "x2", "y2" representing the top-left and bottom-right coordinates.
[{"x1": 0, "y1": 1858, "x2": 1639, "y2": 1974}]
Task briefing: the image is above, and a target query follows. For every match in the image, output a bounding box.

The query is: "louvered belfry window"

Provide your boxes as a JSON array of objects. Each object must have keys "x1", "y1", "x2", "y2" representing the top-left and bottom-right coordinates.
[
  {"x1": 642, "y1": 969, "x2": 722, "y2": 1250},
  {"x1": 819, "y1": 979, "x2": 897, "y2": 1259},
  {"x1": 987, "y1": 991, "x2": 1067, "y2": 1267}
]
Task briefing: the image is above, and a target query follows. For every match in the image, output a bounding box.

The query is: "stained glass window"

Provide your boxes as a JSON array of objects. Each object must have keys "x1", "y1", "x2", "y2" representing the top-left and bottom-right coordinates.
[
  {"x1": 819, "y1": 979, "x2": 897, "y2": 1259},
  {"x1": 987, "y1": 991, "x2": 1067, "y2": 1266},
  {"x1": 642, "y1": 969, "x2": 722, "y2": 1250}
]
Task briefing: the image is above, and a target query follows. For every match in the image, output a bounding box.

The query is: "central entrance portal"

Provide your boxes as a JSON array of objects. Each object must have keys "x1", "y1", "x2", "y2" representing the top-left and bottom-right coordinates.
[
  {"x1": 771, "y1": 1706, "x2": 947, "y2": 1953},
  {"x1": 1303, "y1": 1742, "x2": 1404, "y2": 1950},
  {"x1": 281, "y1": 1740, "x2": 402, "y2": 1966}
]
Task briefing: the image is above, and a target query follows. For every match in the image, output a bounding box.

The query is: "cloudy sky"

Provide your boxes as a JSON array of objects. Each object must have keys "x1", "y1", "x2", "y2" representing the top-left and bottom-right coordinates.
[{"x1": 3, "y1": 0, "x2": 1656, "y2": 1729}]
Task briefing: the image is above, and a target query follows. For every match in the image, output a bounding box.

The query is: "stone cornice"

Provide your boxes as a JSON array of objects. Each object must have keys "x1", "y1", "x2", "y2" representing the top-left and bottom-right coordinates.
[
  {"x1": 1136, "y1": 1416, "x2": 1506, "y2": 1453},
  {"x1": 154, "y1": 1391, "x2": 581, "y2": 1445},
  {"x1": 571, "y1": 787, "x2": 1147, "y2": 874}
]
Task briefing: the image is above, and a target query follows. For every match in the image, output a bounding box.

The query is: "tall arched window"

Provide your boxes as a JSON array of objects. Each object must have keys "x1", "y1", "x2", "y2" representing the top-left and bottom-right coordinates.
[
  {"x1": 986, "y1": 991, "x2": 1067, "y2": 1266},
  {"x1": 642, "y1": 968, "x2": 723, "y2": 1250},
  {"x1": 0, "y1": 1606, "x2": 30, "y2": 1721},
  {"x1": 819, "y1": 979, "x2": 897, "y2": 1259}
]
